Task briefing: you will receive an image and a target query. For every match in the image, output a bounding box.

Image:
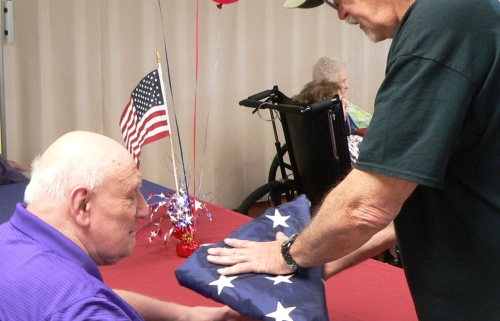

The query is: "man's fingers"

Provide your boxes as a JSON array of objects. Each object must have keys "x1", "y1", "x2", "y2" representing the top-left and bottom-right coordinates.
[
  {"x1": 207, "y1": 246, "x2": 230, "y2": 256},
  {"x1": 223, "y1": 237, "x2": 255, "y2": 248},
  {"x1": 207, "y1": 254, "x2": 236, "y2": 265},
  {"x1": 216, "y1": 263, "x2": 253, "y2": 276}
]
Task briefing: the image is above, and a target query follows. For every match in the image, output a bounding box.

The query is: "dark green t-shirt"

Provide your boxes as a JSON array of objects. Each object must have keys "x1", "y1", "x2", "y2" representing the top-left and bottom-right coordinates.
[{"x1": 356, "y1": 0, "x2": 500, "y2": 319}]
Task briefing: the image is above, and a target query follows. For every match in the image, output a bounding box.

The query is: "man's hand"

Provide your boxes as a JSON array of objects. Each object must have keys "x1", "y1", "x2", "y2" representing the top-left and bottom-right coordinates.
[{"x1": 207, "y1": 232, "x2": 293, "y2": 275}]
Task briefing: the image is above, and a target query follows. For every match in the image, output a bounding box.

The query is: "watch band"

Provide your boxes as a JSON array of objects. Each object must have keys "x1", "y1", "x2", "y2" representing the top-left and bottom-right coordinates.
[{"x1": 281, "y1": 233, "x2": 304, "y2": 272}]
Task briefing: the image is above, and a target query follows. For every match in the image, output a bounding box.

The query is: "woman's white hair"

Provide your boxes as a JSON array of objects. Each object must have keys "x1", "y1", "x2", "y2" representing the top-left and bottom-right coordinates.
[
  {"x1": 312, "y1": 56, "x2": 346, "y2": 84},
  {"x1": 24, "y1": 154, "x2": 105, "y2": 204}
]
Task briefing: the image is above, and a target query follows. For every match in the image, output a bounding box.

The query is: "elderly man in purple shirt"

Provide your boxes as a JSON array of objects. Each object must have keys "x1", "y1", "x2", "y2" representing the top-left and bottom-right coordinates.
[{"x1": 0, "y1": 131, "x2": 252, "y2": 321}]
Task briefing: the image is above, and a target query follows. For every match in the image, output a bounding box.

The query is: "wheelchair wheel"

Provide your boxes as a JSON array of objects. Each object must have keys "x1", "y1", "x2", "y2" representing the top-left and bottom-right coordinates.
[
  {"x1": 236, "y1": 179, "x2": 296, "y2": 216},
  {"x1": 268, "y1": 144, "x2": 293, "y2": 182}
]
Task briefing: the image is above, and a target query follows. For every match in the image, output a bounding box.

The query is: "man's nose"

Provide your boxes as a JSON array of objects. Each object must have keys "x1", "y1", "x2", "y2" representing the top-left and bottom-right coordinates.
[
  {"x1": 136, "y1": 191, "x2": 149, "y2": 219},
  {"x1": 337, "y1": 6, "x2": 348, "y2": 20}
]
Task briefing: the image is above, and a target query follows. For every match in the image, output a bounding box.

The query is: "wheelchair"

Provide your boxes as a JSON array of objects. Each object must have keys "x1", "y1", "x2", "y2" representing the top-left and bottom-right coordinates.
[
  {"x1": 236, "y1": 86, "x2": 402, "y2": 268},
  {"x1": 236, "y1": 85, "x2": 351, "y2": 215}
]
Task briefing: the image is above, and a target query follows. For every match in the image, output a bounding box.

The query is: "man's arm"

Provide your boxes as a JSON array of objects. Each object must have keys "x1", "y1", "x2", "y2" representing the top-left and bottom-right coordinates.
[
  {"x1": 114, "y1": 289, "x2": 255, "y2": 321},
  {"x1": 323, "y1": 221, "x2": 397, "y2": 279},
  {"x1": 207, "y1": 169, "x2": 416, "y2": 275}
]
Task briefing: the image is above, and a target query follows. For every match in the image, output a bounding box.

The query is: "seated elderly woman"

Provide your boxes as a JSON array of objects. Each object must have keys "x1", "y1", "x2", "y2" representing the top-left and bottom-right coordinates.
[
  {"x1": 300, "y1": 56, "x2": 372, "y2": 134},
  {"x1": 291, "y1": 56, "x2": 372, "y2": 164}
]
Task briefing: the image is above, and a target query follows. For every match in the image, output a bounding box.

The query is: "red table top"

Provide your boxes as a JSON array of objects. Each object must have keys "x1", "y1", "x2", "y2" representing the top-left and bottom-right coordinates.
[
  {"x1": 0, "y1": 180, "x2": 417, "y2": 319},
  {"x1": 99, "y1": 199, "x2": 417, "y2": 321}
]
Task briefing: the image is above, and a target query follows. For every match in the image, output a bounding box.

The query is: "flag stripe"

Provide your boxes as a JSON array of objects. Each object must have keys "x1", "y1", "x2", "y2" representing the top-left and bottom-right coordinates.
[
  {"x1": 119, "y1": 69, "x2": 170, "y2": 167},
  {"x1": 125, "y1": 108, "x2": 169, "y2": 154}
]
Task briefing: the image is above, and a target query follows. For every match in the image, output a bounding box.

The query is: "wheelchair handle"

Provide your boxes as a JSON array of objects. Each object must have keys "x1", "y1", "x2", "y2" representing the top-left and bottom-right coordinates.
[
  {"x1": 239, "y1": 99, "x2": 308, "y2": 114},
  {"x1": 304, "y1": 96, "x2": 342, "y2": 113},
  {"x1": 247, "y1": 88, "x2": 276, "y2": 101},
  {"x1": 239, "y1": 99, "x2": 274, "y2": 110}
]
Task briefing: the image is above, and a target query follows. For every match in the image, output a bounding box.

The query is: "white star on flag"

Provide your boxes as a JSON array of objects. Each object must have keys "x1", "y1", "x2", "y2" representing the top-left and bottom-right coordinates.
[
  {"x1": 266, "y1": 209, "x2": 290, "y2": 228},
  {"x1": 265, "y1": 274, "x2": 294, "y2": 285},
  {"x1": 209, "y1": 275, "x2": 238, "y2": 295},
  {"x1": 265, "y1": 302, "x2": 296, "y2": 321}
]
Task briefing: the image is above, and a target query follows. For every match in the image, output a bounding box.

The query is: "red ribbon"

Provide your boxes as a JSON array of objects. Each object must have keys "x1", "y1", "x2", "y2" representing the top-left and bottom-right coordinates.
[{"x1": 193, "y1": 0, "x2": 199, "y2": 200}]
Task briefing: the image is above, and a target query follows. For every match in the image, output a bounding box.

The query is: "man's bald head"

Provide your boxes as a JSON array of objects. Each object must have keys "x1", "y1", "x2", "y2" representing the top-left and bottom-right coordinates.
[{"x1": 24, "y1": 131, "x2": 136, "y2": 205}]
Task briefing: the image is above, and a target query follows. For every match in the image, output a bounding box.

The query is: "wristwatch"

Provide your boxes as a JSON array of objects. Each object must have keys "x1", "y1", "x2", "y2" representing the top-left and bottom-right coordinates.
[{"x1": 281, "y1": 233, "x2": 304, "y2": 272}]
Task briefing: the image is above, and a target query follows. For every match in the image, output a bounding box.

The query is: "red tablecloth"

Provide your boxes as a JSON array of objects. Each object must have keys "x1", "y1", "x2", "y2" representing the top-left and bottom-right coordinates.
[
  {"x1": 100, "y1": 198, "x2": 418, "y2": 321},
  {"x1": 0, "y1": 180, "x2": 417, "y2": 320}
]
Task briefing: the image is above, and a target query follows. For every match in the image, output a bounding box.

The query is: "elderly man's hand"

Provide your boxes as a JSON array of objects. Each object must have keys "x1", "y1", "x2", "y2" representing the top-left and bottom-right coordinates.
[{"x1": 206, "y1": 231, "x2": 294, "y2": 276}]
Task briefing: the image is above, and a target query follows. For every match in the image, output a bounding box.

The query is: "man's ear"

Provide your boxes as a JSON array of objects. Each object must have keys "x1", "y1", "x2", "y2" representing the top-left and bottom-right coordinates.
[{"x1": 70, "y1": 186, "x2": 92, "y2": 227}]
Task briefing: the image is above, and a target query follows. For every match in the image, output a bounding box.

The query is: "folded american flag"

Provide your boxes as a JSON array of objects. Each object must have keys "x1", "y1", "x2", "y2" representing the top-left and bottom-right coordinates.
[{"x1": 175, "y1": 195, "x2": 328, "y2": 320}]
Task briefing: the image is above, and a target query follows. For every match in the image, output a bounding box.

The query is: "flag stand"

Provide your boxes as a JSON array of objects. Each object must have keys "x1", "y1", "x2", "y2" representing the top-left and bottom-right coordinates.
[{"x1": 157, "y1": 51, "x2": 179, "y2": 194}]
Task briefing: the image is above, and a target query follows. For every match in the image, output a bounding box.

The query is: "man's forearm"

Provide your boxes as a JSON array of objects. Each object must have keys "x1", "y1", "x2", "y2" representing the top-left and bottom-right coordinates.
[
  {"x1": 114, "y1": 289, "x2": 189, "y2": 321},
  {"x1": 290, "y1": 169, "x2": 415, "y2": 268},
  {"x1": 115, "y1": 290, "x2": 253, "y2": 321},
  {"x1": 323, "y1": 221, "x2": 397, "y2": 279}
]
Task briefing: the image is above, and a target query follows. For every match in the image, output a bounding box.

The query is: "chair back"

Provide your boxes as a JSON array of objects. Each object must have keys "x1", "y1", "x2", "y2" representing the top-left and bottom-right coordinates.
[{"x1": 279, "y1": 94, "x2": 351, "y2": 209}]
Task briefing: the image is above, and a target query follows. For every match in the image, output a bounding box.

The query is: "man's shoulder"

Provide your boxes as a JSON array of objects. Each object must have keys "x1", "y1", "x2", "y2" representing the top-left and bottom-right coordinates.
[
  {"x1": 1, "y1": 232, "x2": 100, "y2": 287},
  {"x1": 0, "y1": 229, "x2": 114, "y2": 319},
  {"x1": 0, "y1": 251, "x2": 138, "y2": 320},
  {"x1": 0, "y1": 285, "x2": 140, "y2": 320}
]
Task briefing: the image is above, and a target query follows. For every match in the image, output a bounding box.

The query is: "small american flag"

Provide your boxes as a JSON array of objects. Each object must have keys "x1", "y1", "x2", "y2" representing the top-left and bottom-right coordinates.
[{"x1": 120, "y1": 69, "x2": 170, "y2": 167}]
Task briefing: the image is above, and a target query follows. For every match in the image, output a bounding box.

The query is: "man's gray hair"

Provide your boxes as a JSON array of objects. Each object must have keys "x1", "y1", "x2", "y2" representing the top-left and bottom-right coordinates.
[
  {"x1": 24, "y1": 154, "x2": 105, "y2": 204},
  {"x1": 312, "y1": 56, "x2": 346, "y2": 84}
]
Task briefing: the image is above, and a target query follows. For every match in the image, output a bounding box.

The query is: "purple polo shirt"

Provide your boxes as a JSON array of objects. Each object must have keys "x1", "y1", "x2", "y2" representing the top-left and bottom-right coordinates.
[{"x1": 0, "y1": 203, "x2": 144, "y2": 320}]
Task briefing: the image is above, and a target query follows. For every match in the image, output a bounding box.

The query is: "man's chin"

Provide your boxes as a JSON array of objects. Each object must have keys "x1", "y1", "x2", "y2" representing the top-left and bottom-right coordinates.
[
  {"x1": 100, "y1": 255, "x2": 124, "y2": 266},
  {"x1": 346, "y1": 18, "x2": 381, "y2": 43},
  {"x1": 360, "y1": 26, "x2": 380, "y2": 43},
  {"x1": 118, "y1": 241, "x2": 137, "y2": 261}
]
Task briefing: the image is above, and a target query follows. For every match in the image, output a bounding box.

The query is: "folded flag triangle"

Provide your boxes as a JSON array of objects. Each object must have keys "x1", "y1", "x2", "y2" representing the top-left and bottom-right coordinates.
[{"x1": 175, "y1": 195, "x2": 328, "y2": 320}]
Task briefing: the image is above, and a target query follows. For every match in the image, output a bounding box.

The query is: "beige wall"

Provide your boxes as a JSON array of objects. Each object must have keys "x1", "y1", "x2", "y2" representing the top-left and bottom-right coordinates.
[{"x1": 2, "y1": 0, "x2": 391, "y2": 209}]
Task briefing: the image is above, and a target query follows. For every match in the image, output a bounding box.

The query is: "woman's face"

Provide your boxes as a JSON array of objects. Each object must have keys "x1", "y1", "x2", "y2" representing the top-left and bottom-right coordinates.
[{"x1": 336, "y1": 69, "x2": 349, "y2": 97}]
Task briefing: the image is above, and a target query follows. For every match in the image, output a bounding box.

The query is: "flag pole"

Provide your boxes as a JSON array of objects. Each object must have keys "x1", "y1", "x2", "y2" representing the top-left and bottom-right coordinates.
[{"x1": 157, "y1": 51, "x2": 180, "y2": 193}]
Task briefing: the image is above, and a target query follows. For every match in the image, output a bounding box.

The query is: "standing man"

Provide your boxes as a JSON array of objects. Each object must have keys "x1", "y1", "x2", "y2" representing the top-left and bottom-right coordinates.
[
  {"x1": 208, "y1": 0, "x2": 500, "y2": 319},
  {"x1": 0, "y1": 131, "x2": 253, "y2": 321}
]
